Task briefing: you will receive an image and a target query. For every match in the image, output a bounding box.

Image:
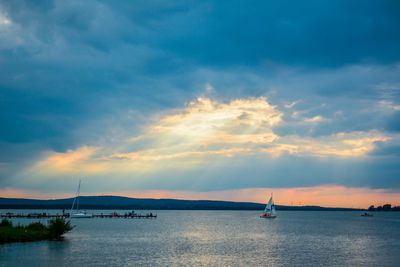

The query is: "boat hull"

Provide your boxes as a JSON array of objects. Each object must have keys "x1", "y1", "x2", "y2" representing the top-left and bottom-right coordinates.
[{"x1": 260, "y1": 214, "x2": 276, "y2": 218}]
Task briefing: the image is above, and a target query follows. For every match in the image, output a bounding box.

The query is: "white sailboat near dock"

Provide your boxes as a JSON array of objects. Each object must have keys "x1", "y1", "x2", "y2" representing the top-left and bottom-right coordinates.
[{"x1": 70, "y1": 180, "x2": 92, "y2": 218}]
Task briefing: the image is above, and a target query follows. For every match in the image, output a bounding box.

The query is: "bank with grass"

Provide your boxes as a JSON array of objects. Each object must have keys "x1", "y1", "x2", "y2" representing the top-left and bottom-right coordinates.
[{"x1": 0, "y1": 218, "x2": 73, "y2": 244}]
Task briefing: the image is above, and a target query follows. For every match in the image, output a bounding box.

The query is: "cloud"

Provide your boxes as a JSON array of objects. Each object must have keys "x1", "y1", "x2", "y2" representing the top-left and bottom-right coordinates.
[
  {"x1": 303, "y1": 115, "x2": 327, "y2": 123},
  {"x1": 32, "y1": 98, "x2": 393, "y2": 172},
  {"x1": 260, "y1": 131, "x2": 391, "y2": 158},
  {"x1": 284, "y1": 100, "x2": 299, "y2": 109},
  {"x1": 31, "y1": 97, "x2": 283, "y2": 174},
  {"x1": 1, "y1": 1, "x2": 400, "y2": 197},
  {"x1": 33, "y1": 146, "x2": 106, "y2": 175},
  {"x1": 385, "y1": 111, "x2": 400, "y2": 132},
  {"x1": 148, "y1": 97, "x2": 282, "y2": 140},
  {"x1": 0, "y1": 11, "x2": 10, "y2": 26},
  {"x1": 379, "y1": 100, "x2": 400, "y2": 111},
  {"x1": 369, "y1": 140, "x2": 400, "y2": 157},
  {"x1": 13, "y1": 97, "x2": 398, "y2": 193},
  {"x1": 3, "y1": 1, "x2": 400, "y2": 68}
]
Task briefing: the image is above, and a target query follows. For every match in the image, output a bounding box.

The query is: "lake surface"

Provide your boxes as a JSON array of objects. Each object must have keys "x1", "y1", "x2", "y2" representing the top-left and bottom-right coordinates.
[{"x1": 1, "y1": 210, "x2": 399, "y2": 266}]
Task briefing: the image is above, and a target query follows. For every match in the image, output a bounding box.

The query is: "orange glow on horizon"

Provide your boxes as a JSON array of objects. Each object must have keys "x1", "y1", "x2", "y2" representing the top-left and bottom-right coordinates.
[{"x1": 1, "y1": 185, "x2": 399, "y2": 209}]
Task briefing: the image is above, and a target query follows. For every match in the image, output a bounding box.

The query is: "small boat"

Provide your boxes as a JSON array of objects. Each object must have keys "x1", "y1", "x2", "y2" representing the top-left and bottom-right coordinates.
[
  {"x1": 361, "y1": 212, "x2": 373, "y2": 217},
  {"x1": 70, "y1": 180, "x2": 92, "y2": 218},
  {"x1": 261, "y1": 194, "x2": 276, "y2": 218},
  {"x1": 70, "y1": 212, "x2": 92, "y2": 218}
]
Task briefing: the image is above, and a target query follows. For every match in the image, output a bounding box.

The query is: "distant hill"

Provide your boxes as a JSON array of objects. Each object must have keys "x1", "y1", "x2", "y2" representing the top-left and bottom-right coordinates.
[{"x1": 0, "y1": 196, "x2": 361, "y2": 211}]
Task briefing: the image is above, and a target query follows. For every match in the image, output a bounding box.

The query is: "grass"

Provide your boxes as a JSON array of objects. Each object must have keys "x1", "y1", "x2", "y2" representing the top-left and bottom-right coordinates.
[{"x1": 0, "y1": 218, "x2": 73, "y2": 244}]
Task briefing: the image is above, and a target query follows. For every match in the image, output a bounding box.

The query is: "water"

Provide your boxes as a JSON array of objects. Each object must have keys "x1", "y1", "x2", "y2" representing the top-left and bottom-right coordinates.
[{"x1": 1, "y1": 210, "x2": 399, "y2": 266}]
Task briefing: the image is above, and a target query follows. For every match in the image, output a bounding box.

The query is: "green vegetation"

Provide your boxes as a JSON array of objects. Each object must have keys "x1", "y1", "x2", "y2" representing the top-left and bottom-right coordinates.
[{"x1": 0, "y1": 218, "x2": 73, "y2": 244}]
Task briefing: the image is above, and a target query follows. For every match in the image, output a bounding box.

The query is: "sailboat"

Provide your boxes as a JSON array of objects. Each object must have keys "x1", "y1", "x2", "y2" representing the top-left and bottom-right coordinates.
[
  {"x1": 70, "y1": 180, "x2": 92, "y2": 218},
  {"x1": 261, "y1": 194, "x2": 276, "y2": 218}
]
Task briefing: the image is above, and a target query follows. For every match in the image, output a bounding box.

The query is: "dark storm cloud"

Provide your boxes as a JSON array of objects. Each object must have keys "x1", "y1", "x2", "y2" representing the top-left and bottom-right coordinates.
[
  {"x1": 385, "y1": 111, "x2": 400, "y2": 132},
  {"x1": 161, "y1": 1, "x2": 400, "y2": 67},
  {"x1": 3, "y1": 0, "x2": 400, "y2": 67},
  {"x1": 370, "y1": 140, "x2": 400, "y2": 157}
]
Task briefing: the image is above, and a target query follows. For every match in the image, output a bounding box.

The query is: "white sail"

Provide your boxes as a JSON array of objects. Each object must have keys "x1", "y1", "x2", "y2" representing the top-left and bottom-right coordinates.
[
  {"x1": 264, "y1": 196, "x2": 272, "y2": 213},
  {"x1": 271, "y1": 203, "x2": 276, "y2": 216}
]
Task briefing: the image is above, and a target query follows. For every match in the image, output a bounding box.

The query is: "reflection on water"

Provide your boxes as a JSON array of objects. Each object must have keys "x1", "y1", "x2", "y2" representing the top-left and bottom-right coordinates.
[{"x1": 1, "y1": 210, "x2": 400, "y2": 266}]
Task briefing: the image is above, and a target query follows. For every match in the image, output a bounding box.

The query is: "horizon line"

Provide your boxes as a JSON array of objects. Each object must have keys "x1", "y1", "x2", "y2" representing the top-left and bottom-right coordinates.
[{"x1": 1, "y1": 194, "x2": 396, "y2": 210}]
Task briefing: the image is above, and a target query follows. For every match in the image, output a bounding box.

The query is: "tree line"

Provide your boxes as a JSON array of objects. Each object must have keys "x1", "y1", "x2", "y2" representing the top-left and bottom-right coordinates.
[{"x1": 368, "y1": 204, "x2": 400, "y2": 211}]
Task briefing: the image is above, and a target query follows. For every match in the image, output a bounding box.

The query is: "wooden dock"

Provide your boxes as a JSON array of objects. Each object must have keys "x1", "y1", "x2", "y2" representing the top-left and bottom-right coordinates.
[{"x1": 0, "y1": 212, "x2": 157, "y2": 219}]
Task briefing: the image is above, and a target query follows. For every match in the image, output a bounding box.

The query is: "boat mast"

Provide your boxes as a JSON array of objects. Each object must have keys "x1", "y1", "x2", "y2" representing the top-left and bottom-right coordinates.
[
  {"x1": 70, "y1": 179, "x2": 81, "y2": 214},
  {"x1": 77, "y1": 179, "x2": 81, "y2": 211}
]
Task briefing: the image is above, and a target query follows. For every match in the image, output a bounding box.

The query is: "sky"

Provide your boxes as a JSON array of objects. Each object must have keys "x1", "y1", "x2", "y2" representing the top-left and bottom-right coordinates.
[{"x1": 0, "y1": 0, "x2": 400, "y2": 208}]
